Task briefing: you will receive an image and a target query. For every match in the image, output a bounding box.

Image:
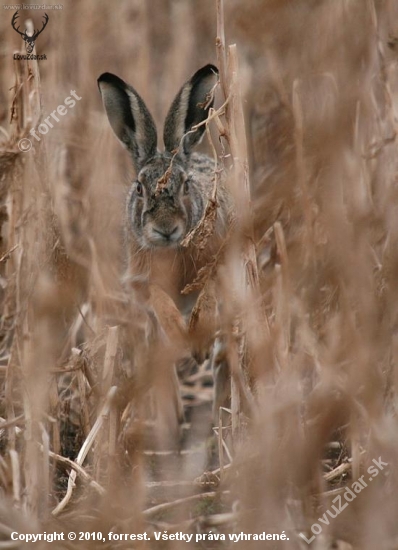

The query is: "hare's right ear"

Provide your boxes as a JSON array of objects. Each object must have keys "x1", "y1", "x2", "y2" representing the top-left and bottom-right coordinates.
[
  {"x1": 163, "y1": 64, "x2": 218, "y2": 161},
  {"x1": 98, "y1": 73, "x2": 157, "y2": 171}
]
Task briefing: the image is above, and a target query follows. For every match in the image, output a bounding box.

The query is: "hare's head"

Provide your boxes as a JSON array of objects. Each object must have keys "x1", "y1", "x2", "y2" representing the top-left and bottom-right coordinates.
[{"x1": 98, "y1": 65, "x2": 218, "y2": 249}]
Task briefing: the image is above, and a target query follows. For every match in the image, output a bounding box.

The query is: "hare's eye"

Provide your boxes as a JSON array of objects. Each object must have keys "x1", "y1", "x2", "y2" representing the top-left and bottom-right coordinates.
[
  {"x1": 136, "y1": 182, "x2": 143, "y2": 196},
  {"x1": 183, "y1": 179, "x2": 190, "y2": 195}
]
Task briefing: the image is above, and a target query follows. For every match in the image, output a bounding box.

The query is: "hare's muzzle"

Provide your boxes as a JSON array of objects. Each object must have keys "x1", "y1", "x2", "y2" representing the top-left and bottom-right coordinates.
[{"x1": 145, "y1": 219, "x2": 185, "y2": 247}]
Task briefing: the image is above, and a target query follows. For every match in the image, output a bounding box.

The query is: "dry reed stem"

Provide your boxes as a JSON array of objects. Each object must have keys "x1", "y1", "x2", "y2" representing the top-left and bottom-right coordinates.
[
  {"x1": 39, "y1": 423, "x2": 50, "y2": 516},
  {"x1": 0, "y1": 415, "x2": 24, "y2": 431},
  {"x1": 102, "y1": 325, "x2": 119, "y2": 393},
  {"x1": 216, "y1": 0, "x2": 227, "y2": 100},
  {"x1": 0, "y1": 245, "x2": 18, "y2": 264},
  {"x1": 180, "y1": 90, "x2": 228, "y2": 255},
  {"x1": 323, "y1": 460, "x2": 352, "y2": 483},
  {"x1": 218, "y1": 405, "x2": 224, "y2": 478},
  {"x1": 76, "y1": 370, "x2": 91, "y2": 437},
  {"x1": 52, "y1": 386, "x2": 117, "y2": 516},
  {"x1": 44, "y1": 448, "x2": 105, "y2": 495},
  {"x1": 9, "y1": 450, "x2": 20, "y2": 505},
  {"x1": 216, "y1": 11, "x2": 264, "y2": 437},
  {"x1": 292, "y1": 79, "x2": 313, "y2": 259},
  {"x1": 142, "y1": 491, "x2": 221, "y2": 520}
]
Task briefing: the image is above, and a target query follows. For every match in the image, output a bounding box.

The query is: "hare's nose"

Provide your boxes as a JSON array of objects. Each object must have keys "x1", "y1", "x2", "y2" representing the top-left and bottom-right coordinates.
[{"x1": 153, "y1": 226, "x2": 180, "y2": 240}]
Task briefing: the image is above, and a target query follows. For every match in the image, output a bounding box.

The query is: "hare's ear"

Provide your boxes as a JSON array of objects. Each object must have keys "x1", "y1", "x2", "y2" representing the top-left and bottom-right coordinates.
[
  {"x1": 98, "y1": 72, "x2": 157, "y2": 171},
  {"x1": 163, "y1": 64, "x2": 218, "y2": 160}
]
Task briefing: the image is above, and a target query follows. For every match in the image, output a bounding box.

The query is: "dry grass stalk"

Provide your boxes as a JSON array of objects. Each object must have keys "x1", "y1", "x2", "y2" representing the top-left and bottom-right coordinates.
[
  {"x1": 45, "y1": 448, "x2": 105, "y2": 495},
  {"x1": 216, "y1": 1, "x2": 263, "y2": 440},
  {"x1": 52, "y1": 386, "x2": 117, "y2": 516},
  {"x1": 142, "y1": 491, "x2": 219, "y2": 519}
]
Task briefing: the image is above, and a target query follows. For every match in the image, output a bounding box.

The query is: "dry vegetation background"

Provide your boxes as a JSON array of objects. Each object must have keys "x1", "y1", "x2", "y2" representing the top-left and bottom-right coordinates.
[{"x1": 1, "y1": 0, "x2": 398, "y2": 548}]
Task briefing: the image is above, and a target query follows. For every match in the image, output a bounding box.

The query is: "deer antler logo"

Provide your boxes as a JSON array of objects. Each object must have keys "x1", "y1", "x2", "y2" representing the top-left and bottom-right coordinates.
[{"x1": 11, "y1": 11, "x2": 49, "y2": 54}]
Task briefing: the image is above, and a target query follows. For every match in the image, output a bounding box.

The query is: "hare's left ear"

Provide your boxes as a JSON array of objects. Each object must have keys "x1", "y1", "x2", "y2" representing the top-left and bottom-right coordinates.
[{"x1": 163, "y1": 64, "x2": 218, "y2": 160}]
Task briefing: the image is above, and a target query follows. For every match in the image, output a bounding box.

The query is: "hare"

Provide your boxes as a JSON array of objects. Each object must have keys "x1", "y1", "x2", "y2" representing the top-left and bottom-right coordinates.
[
  {"x1": 97, "y1": 64, "x2": 230, "y2": 312},
  {"x1": 98, "y1": 65, "x2": 231, "y2": 440}
]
